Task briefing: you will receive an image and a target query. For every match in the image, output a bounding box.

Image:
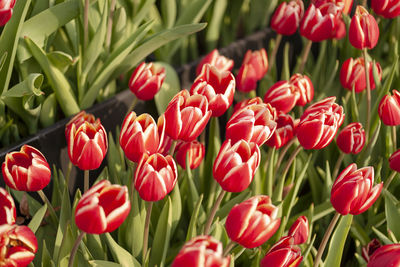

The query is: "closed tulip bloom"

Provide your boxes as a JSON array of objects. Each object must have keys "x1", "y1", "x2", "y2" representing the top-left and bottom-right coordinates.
[
  {"x1": 266, "y1": 113, "x2": 296, "y2": 149},
  {"x1": 378, "y1": 90, "x2": 400, "y2": 126},
  {"x1": 270, "y1": 0, "x2": 304, "y2": 35},
  {"x1": 367, "y1": 244, "x2": 400, "y2": 267},
  {"x1": 260, "y1": 236, "x2": 303, "y2": 267},
  {"x1": 175, "y1": 141, "x2": 205, "y2": 170},
  {"x1": 164, "y1": 90, "x2": 212, "y2": 142},
  {"x1": 233, "y1": 97, "x2": 263, "y2": 112},
  {"x1": 288, "y1": 216, "x2": 309, "y2": 245},
  {"x1": 313, "y1": 0, "x2": 353, "y2": 15},
  {"x1": 0, "y1": 224, "x2": 38, "y2": 267},
  {"x1": 213, "y1": 139, "x2": 260, "y2": 192},
  {"x1": 236, "y1": 49, "x2": 268, "y2": 92},
  {"x1": 290, "y1": 73, "x2": 314, "y2": 106},
  {"x1": 226, "y1": 103, "x2": 277, "y2": 146},
  {"x1": 135, "y1": 153, "x2": 177, "y2": 202},
  {"x1": 119, "y1": 112, "x2": 159, "y2": 163},
  {"x1": 349, "y1": 6, "x2": 379, "y2": 50},
  {"x1": 2, "y1": 145, "x2": 51, "y2": 192},
  {"x1": 264, "y1": 81, "x2": 300, "y2": 114},
  {"x1": 191, "y1": 64, "x2": 235, "y2": 117},
  {"x1": 129, "y1": 62, "x2": 165, "y2": 100},
  {"x1": 362, "y1": 239, "x2": 382, "y2": 263},
  {"x1": 172, "y1": 236, "x2": 230, "y2": 267},
  {"x1": 65, "y1": 111, "x2": 96, "y2": 141},
  {"x1": 389, "y1": 149, "x2": 400, "y2": 172},
  {"x1": 0, "y1": 187, "x2": 16, "y2": 225},
  {"x1": 75, "y1": 180, "x2": 130, "y2": 234},
  {"x1": 225, "y1": 195, "x2": 280, "y2": 248},
  {"x1": 196, "y1": 49, "x2": 234, "y2": 76},
  {"x1": 336, "y1": 122, "x2": 365, "y2": 154},
  {"x1": 0, "y1": 0, "x2": 15, "y2": 26},
  {"x1": 331, "y1": 163, "x2": 383, "y2": 215},
  {"x1": 372, "y1": 0, "x2": 400, "y2": 19}
]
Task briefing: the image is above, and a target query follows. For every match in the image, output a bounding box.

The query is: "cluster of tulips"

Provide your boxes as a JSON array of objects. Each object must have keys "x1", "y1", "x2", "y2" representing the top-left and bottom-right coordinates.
[{"x1": 2, "y1": 0, "x2": 400, "y2": 266}]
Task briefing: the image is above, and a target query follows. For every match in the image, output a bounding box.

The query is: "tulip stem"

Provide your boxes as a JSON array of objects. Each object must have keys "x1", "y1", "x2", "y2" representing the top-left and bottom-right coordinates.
[
  {"x1": 332, "y1": 152, "x2": 345, "y2": 179},
  {"x1": 281, "y1": 145, "x2": 303, "y2": 182},
  {"x1": 384, "y1": 171, "x2": 397, "y2": 190},
  {"x1": 169, "y1": 140, "x2": 178, "y2": 156},
  {"x1": 84, "y1": 170, "x2": 89, "y2": 193},
  {"x1": 126, "y1": 96, "x2": 138, "y2": 117},
  {"x1": 269, "y1": 34, "x2": 282, "y2": 71},
  {"x1": 68, "y1": 231, "x2": 86, "y2": 267},
  {"x1": 84, "y1": 0, "x2": 89, "y2": 49},
  {"x1": 392, "y1": 126, "x2": 397, "y2": 151},
  {"x1": 313, "y1": 212, "x2": 341, "y2": 267},
  {"x1": 204, "y1": 190, "x2": 226, "y2": 235},
  {"x1": 37, "y1": 190, "x2": 58, "y2": 224},
  {"x1": 298, "y1": 40, "x2": 312, "y2": 74},
  {"x1": 143, "y1": 201, "x2": 153, "y2": 263},
  {"x1": 223, "y1": 240, "x2": 236, "y2": 256},
  {"x1": 363, "y1": 48, "x2": 371, "y2": 141},
  {"x1": 105, "y1": 0, "x2": 117, "y2": 51},
  {"x1": 274, "y1": 138, "x2": 296, "y2": 180}
]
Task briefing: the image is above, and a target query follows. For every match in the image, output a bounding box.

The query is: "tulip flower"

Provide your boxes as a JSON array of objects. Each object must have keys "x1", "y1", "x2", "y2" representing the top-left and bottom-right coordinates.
[
  {"x1": 2, "y1": 145, "x2": 51, "y2": 192},
  {"x1": 270, "y1": 0, "x2": 304, "y2": 36},
  {"x1": 288, "y1": 216, "x2": 309, "y2": 245},
  {"x1": 213, "y1": 139, "x2": 260, "y2": 192},
  {"x1": 264, "y1": 81, "x2": 300, "y2": 114},
  {"x1": 175, "y1": 140, "x2": 205, "y2": 170},
  {"x1": 191, "y1": 64, "x2": 235, "y2": 117},
  {"x1": 172, "y1": 236, "x2": 230, "y2": 267},
  {"x1": 65, "y1": 111, "x2": 96, "y2": 140},
  {"x1": 75, "y1": 180, "x2": 130, "y2": 234},
  {"x1": 135, "y1": 153, "x2": 177, "y2": 202},
  {"x1": 266, "y1": 112, "x2": 297, "y2": 149},
  {"x1": 119, "y1": 112, "x2": 159, "y2": 163},
  {"x1": 296, "y1": 96, "x2": 344, "y2": 150},
  {"x1": 233, "y1": 97, "x2": 263, "y2": 112},
  {"x1": 0, "y1": 0, "x2": 15, "y2": 26},
  {"x1": 0, "y1": 224, "x2": 38, "y2": 267},
  {"x1": 196, "y1": 49, "x2": 234, "y2": 76},
  {"x1": 371, "y1": 0, "x2": 400, "y2": 19},
  {"x1": 362, "y1": 239, "x2": 382, "y2": 263},
  {"x1": 0, "y1": 187, "x2": 16, "y2": 225},
  {"x1": 389, "y1": 149, "x2": 400, "y2": 173},
  {"x1": 349, "y1": 6, "x2": 379, "y2": 50},
  {"x1": 260, "y1": 236, "x2": 303, "y2": 267},
  {"x1": 290, "y1": 73, "x2": 314, "y2": 106},
  {"x1": 378, "y1": 90, "x2": 400, "y2": 126},
  {"x1": 236, "y1": 49, "x2": 268, "y2": 92},
  {"x1": 367, "y1": 244, "x2": 400, "y2": 267},
  {"x1": 226, "y1": 103, "x2": 277, "y2": 146},
  {"x1": 225, "y1": 195, "x2": 280, "y2": 248},
  {"x1": 157, "y1": 115, "x2": 173, "y2": 156},
  {"x1": 164, "y1": 90, "x2": 212, "y2": 142},
  {"x1": 331, "y1": 163, "x2": 383, "y2": 215},
  {"x1": 312, "y1": 0, "x2": 353, "y2": 15},
  {"x1": 336, "y1": 122, "x2": 365, "y2": 154},
  {"x1": 340, "y1": 57, "x2": 382, "y2": 93},
  {"x1": 128, "y1": 62, "x2": 165, "y2": 101}
]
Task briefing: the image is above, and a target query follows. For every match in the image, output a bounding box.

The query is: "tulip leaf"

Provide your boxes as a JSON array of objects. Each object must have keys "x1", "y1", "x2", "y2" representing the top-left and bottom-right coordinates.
[
  {"x1": 89, "y1": 261, "x2": 122, "y2": 267},
  {"x1": 372, "y1": 226, "x2": 394, "y2": 245},
  {"x1": 40, "y1": 93, "x2": 57, "y2": 128},
  {"x1": 205, "y1": 0, "x2": 227, "y2": 50},
  {"x1": 131, "y1": 0, "x2": 156, "y2": 28},
  {"x1": 161, "y1": 0, "x2": 176, "y2": 28},
  {"x1": 153, "y1": 62, "x2": 180, "y2": 115},
  {"x1": 104, "y1": 233, "x2": 141, "y2": 267},
  {"x1": 42, "y1": 240, "x2": 55, "y2": 267},
  {"x1": 57, "y1": 224, "x2": 77, "y2": 266},
  {"x1": 171, "y1": 182, "x2": 182, "y2": 236},
  {"x1": 325, "y1": 215, "x2": 353, "y2": 267},
  {"x1": 47, "y1": 51, "x2": 75, "y2": 73},
  {"x1": 28, "y1": 204, "x2": 47, "y2": 233},
  {"x1": 53, "y1": 186, "x2": 72, "y2": 263},
  {"x1": 186, "y1": 194, "x2": 204, "y2": 241},
  {"x1": 385, "y1": 191, "x2": 400, "y2": 240},
  {"x1": 86, "y1": 234, "x2": 106, "y2": 261},
  {"x1": 1, "y1": 73, "x2": 44, "y2": 98}
]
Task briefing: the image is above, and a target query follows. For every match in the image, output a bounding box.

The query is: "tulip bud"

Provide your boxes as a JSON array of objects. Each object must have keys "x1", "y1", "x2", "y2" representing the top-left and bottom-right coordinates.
[
  {"x1": 196, "y1": 49, "x2": 234, "y2": 76},
  {"x1": 290, "y1": 73, "x2": 314, "y2": 106},
  {"x1": 226, "y1": 103, "x2": 277, "y2": 146},
  {"x1": 260, "y1": 236, "x2": 303, "y2": 267},
  {"x1": 371, "y1": 0, "x2": 400, "y2": 19},
  {"x1": 0, "y1": 0, "x2": 15, "y2": 26},
  {"x1": 367, "y1": 244, "x2": 400, "y2": 267},
  {"x1": 236, "y1": 49, "x2": 268, "y2": 92},
  {"x1": 270, "y1": 0, "x2": 304, "y2": 36},
  {"x1": 362, "y1": 239, "x2": 382, "y2": 263},
  {"x1": 378, "y1": 90, "x2": 400, "y2": 126},
  {"x1": 312, "y1": 0, "x2": 353, "y2": 15},
  {"x1": 172, "y1": 236, "x2": 230, "y2": 267},
  {"x1": 233, "y1": 97, "x2": 263, "y2": 112},
  {"x1": 164, "y1": 90, "x2": 212, "y2": 142},
  {"x1": 331, "y1": 163, "x2": 383, "y2": 215},
  {"x1": 0, "y1": 224, "x2": 38, "y2": 267},
  {"x1": 175, "y1": 140, "x2": 205, "y2": 170},
  {"x1": 264, "y1": 81, "x2": 300, "y2": 114},
  {"x1": 2, "y1": 145, "x2": 51, "y2": 192},
  {"x1": 213, "y1": 139, "x2": 260, "y2": 192},
  {"x1": 225, "y1": 195, "x2": 280, "y2": 248},
  {"x1": 336, "y1": 122, "x2": 365, "y2": 154},
  {"x1": 349, "y1": 6, "x2": 379, "y2": 50},
  {"x1": 288, "y1": 216, "x2": 309, "y2": 245},
  {"x1": 129, "y1": 62, "x2": 165, "y2": 101},
  {"x1": 266, "y1": 112, "x2": 297, "y2": 149},
  {"x1": 75, "y1": 180, "x2": 130, "y2": 234},
  {"x1": 389, "y1": 149, "x2": 400, "y2": 173},
  {"x1": 135, "y1": 153, "x2": 177, "y2": 202},
  {"x1": 119, "y1": 112, "x2": 159, "y2": 163},
  {"x1": 0, "y1": 187, "x2": 16, "y2": 225},
  {"x1": 296, "y1": 96, "x2": 345, "y2": 150},
  {"x1": 191, "y1": 64, "x2": 235, "y2": 117}
]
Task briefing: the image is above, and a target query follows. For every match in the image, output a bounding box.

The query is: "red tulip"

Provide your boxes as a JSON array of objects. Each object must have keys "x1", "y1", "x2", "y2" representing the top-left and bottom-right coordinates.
[
  {"x1": 331, "y1": 163, "x2": 383, "y2": 215},
  {"x1": 0, "y1": 224, "x2": 38, "y2": 267},
  {"x1": 296, "y1": 96, "x2": 344, "y2": 150},
  {"x1": 372, "y1": 0, "x2": 400, "y2": 19},
  {"x1": 175, "y1": 140, "x2": 205, "y2": 170},
  {"x1": 172, "y1": 236, "x2": 230, "y2": 267},
  {"x1": 196, "y1": 49, "x2": 234, "y2": 76},
  {"x1": 362, "y1": 239, "x2": 382, "y2": 263},
  {"x1": 349, "y1": 6, "x2": 379, "y2": 50},
  {"x1": 135, "y1": 153, "x2": 177, "y2": 202},
  {"x1": 157, "y1": 115, "x2": 173, "y2": 156},
  {"x1": 313, "y1": 0, "x2": 353, "y2": 15},
  {"x1": 213, "y1": 139, "x2": 260, "y2": 192},
  {"x1": 129, "y1": 62, "x2": 165, "y2": 100},
  {"x1": 266, "y1": 112, "x2": 297, "y2": 149},
  {"x1": 164, "y1": 90, "x2": 212, "y2": 142},
  {"x1": 119, "y1": 112, "x2": 159, "y2": 163},
  {"x1": 0, "y1": 187, "x2": 16, "y2": 225},
  {"x1": 270, "y1": 0, "x2": 304, "y2": 35},
  {"x1": 367, "y1": 244, "x2": 400, "y2": 267},
  {"x1": 226, "y1": 103, "x2": 277, "y2": 146},
  {"x1": 264, "y1": 80, "x2": 299, "y2": 114},
  {"x1": 336, "y1": 122, "x2": 365, "y2": 154},
  {"x1": 233, "y1": 97, "x2": 263, "y2": 112},
  {"x1": 75, "y1": 180, "x2": 130, "y2": 234},
  {"x1": 260, "y1": 236, "x2": 303, "y2": 267},
  {"x1": 290, "y1": 73, "x2": 314, "y2": 106},
  {"x1": 236, "y1": 49, "x2": 268, "y2": 92},
  {"x1": 288, "y1": 216, "x2": 309, "y2": 245},
  {"x1": 2, "y1": 145, "x2": 51, "y2": 192},
  {"x1": 225, "y1": 195, "x2": 280, "y2": 248},
  {"x1": 65, "y1": 111, "x2": 96, "y2": 141},
  {"x1": 389, "y1": 149, "x2": 400, "y2": 172},
  {"x1": 191, "y1": 64, "x2": 235, "y2": 117},
  {"x1": 378, "y1": 90, "x2": 400, "y2": 126},
  {"x1": 0, "y1": 0, "x2": 15, "y2": 26}
]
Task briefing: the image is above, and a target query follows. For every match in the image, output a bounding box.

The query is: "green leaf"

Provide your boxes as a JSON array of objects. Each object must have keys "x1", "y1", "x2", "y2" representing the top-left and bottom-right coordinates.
[
  {"x1": 153, "y1": 62, "x2": 180, "y2": 114},
  {"x1": 53, "y1": 187, "x2": 72, "y2": 263},
  {"x1": 47, "y1": 51, "x2": 75, "y2": 73},
  {"x1": 104, "y1": 233, "x2": 141, "y2": 267},
  {"x1": 89, "y1": 261, "x2": 122, "y2": 267},
  {"x1": 325, "y1": 215, "x2": 353, "y2": 267},
  {"x1": 40, "y1": 93, "x2": 57, "y2": 127},
  {"x1": 171, "y1": 182, "x2": 182, "y2": 236},
  {"x1": 186, "y1": 194, "x2": 204, "y2": 241},
  {"x1": 205, "y1": 0, "x2": 227, "y2": 50},
  {"x1": 161, "y1": 0, "x2": 176, "y2": 28},
  {"x1": 132, "y1": 0, "x2": 156, "y2": 28},
  {"x1": 41, "y1": 240, "x2": 55, "y2": 267},
  {"x1": 385, "y1": 191, "x2": 400, "y2": 240},
  {"x1": 28, "y1": 204, "x2": 47, "y2": 233},
  {"x1": 2, "y1": 73, "x2": 44, "y2": 97}
]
